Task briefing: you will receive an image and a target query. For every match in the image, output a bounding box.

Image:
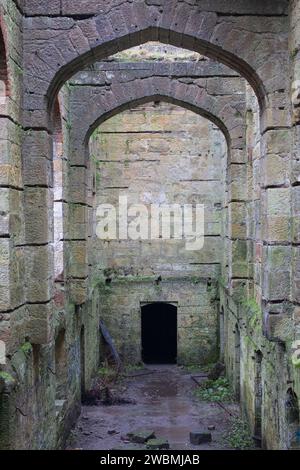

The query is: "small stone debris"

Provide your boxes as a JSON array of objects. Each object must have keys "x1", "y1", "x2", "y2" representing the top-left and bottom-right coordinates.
[
  {"x1": 108, "y1": 429, "x2": 117, "y2": 435},
  {"x1": 146, "y1": 438, "x2": 170, "y2": 450},
  {"x1": 190, "y1": 432, "x2": 212, "y2": 445},
  {"x1": 208, "y1": 425, "x2": 215, "y2": 431},
  {"x1": 127, "y1": 430, "x2": 156, "y2": 444}
]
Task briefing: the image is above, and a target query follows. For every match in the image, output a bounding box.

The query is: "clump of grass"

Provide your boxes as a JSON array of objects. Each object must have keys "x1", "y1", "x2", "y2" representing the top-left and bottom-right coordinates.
[
  {"x1": 97, "y1": 363, "x2": 120, "y2": 383},
  {"x1": 194, "y1": 377, "x2": 234, "y2": 402},
  {"x1": 224, "y1": 417, "x2": 254, "y2": 449}
]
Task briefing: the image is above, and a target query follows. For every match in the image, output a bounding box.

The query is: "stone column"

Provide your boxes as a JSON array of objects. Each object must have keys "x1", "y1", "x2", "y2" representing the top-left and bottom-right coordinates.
[
  {"x1": 0, "y1": 1, "x2": 26, "y2": 356},
  {"x1": 260, "y1": 3, "x2": 293, "y2": 339},
  {"x1": 290, "y1": 0, "x2": 300, "y2": 339}
]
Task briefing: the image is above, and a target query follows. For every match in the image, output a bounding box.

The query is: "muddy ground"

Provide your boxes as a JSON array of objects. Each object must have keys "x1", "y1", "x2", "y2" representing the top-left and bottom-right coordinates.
[{"x1": 68, "y1": 365, "x2": 240, "y2": 450}]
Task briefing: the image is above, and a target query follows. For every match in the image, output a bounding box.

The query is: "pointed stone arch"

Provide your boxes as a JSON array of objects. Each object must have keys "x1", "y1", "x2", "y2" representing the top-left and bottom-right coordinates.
[
  {"x1": 23, "y1": 0, "x2": 289, "y2": 129},
  {"x1": 21, "y1": 1, "x2": 290, "y2": 350},
  {"x1": 66, "y1": 73, "x2": 245, "y2": 304},
  {"x1": 69, "y1": 75, "x2": 245, "y2": 163}
]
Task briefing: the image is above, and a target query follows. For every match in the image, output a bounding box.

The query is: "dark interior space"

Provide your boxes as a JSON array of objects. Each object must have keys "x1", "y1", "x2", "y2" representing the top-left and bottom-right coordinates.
[{"x1": 141, "y1": 303, "x2": 177, "y2": 364}]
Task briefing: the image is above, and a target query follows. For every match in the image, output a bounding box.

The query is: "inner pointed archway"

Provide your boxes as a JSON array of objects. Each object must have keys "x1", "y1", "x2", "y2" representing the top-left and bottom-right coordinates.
[{"x1": 88, "y1": 99, "x2": 227, "y2": 366}]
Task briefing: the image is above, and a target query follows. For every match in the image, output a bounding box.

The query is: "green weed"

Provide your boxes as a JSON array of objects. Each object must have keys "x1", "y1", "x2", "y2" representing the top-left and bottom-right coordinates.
[
  {"x1": 194, "y1": 377, "x2": 234, "y2": 403},
  {"x1": 224, "y1": 417, "x2": 254, "y2": 449}
]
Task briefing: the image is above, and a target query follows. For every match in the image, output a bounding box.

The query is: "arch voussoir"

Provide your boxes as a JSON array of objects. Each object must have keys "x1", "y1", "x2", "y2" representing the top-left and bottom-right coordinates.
[
  {"x1": 69, "y1": 70, "x2": 246, "y2": 160},
  {"x1": 22, "y1": 0, "x2": 288, "y2": 124}
]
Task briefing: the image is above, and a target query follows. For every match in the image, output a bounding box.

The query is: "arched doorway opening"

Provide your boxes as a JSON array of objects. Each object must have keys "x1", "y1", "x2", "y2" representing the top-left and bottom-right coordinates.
[{"x1": 141, "y1": 303, "x2": 177, "y2": 364}]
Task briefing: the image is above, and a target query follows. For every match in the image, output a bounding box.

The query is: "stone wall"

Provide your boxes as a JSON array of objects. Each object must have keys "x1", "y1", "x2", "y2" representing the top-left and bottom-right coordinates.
[
  {"x1": 67, "y1": 60, "x2": 246, "y2": 305},
  {"x1": 99, "y1": 278, "x2": 219, "y2": 366},
  {"x1": 88, "y1": 100, "x2": 225, "y2": 365},
  {"x1": 0, "y1": 0, "x2": 24, "y2": 352},
  {"x1": 90, "y1": 101, "x2": 226, "y2": 278},
  {"x1": 220, "y1": 285, "x2": 300, "y2": 450},
  {"x1": 0, "y1": 0, "x2": 26, "y2": 450}
]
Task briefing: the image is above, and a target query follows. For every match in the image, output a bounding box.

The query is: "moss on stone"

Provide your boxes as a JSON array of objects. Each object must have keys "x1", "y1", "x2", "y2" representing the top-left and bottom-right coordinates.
[
  {"x1": 20, "y1": 342, "x2": 32, "y2": 356},
  {"x1": 291, "y1": 48, "x2": 299, "y2": 59},
  {"x1": 0, "y1": 371, "x2": 15, "y2": 386}
]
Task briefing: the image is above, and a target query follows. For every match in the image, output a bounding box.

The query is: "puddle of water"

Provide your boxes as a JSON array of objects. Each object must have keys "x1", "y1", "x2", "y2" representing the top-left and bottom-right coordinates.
[{"x1": 140, "y1": 379, "x2": 178, "y2": 397}]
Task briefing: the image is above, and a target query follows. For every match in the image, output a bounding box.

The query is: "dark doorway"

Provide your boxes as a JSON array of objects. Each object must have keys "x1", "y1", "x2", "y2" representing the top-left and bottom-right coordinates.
[{"x1": 141, "y1": 303, "x2": 177, "y2": 364}]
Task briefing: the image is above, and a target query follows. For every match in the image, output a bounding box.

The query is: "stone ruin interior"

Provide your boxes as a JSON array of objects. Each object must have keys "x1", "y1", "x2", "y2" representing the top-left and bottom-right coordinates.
[{"x1": 0, "y1": 0, "x2": 300, "y2": 451}]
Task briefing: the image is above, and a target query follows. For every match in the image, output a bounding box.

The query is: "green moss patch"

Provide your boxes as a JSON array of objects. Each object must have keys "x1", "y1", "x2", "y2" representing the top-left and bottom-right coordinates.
[
  {"x1": 194, "y1": 377, "x2": 234, "y2": 403},
  {"x1": 223, "y1": 417, "x2": 254, "y2": 449}
]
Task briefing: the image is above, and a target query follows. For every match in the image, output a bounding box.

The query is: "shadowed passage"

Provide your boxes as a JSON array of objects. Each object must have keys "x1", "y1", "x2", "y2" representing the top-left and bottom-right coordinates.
[{"x1": 141, "y1": 303, "x2": 177, "y2": 364}]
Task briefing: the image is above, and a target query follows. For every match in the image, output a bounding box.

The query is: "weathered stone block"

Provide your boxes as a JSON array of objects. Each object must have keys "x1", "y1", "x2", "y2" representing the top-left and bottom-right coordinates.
[
  {"x1": 23, "y1": 131, "x2": 52, "y2": 187},
  {"x1": 24, "y1": 187, "x2": 52, "y2": 244},
  {"x1": 261, "y1": 154, "x2": 289, "y2": 188},
  {"x1": 24, "y1": 0, "x2": 61, "y2": 15},
  {"x1": 69, "y1": 278, "x2": 88, "y2": 305},
  {"x1": 0, "y1": 188, "x2": 24, "y2": 244},
  {"x1": 292, "y1": 247, "x2": 300, "y2": 303},
  {"x1": 25, "y1": 245, "x2": 53, "y2": 303},
  {"x1": 10, "y1": 246, "x2": 25, "y2": 310},
  {"x1": 292, "y1": 186, "x2": 300, "y2": 243},
  {"x1": 264, "y1": 312, "x2": 293, "y2": 343},
  {"x1": 66, "y1": 204, "x2": 88, "y2": 241},
  {"x1": 262, "y1": 245, "x2": 291, "y2": 301},
  {"x1": 0, "y1": 239, "x2": 10, "y2": 311},
  {"x1": 146, "y1": 438, "x2": 170, "y2": 450},
  {"x1": 25, "y1": 302, "x2": 53, "y2": 344},
  {"x1": 190, "y1": 432, "x2": 212, "y2": 445},
  {"x1": 68, "y1": 167, "x2": 87, "y2": 204},
  {"x1": 229, "y1": 240, "x2": 249, "y2": 278},
  {"x1": 231, "y1": 149, "x2": 247, "y2": 164},
  {"x1": 228, "y1": 202, "x2": 247, "y2": 239},
  {"x1": 0, "y1": 138, "x2": 22, "y2": 188},
  {"x1": 7, "y1": 306, "x2": 27, "y2": 354},
  {"x1": 67, "y1": 241, "x2": 88, "y2": 279},
  {"x1": 127, "y1": 430, "x2": 155, "y2": 444},
  {"x1": 228, "y1": 164, "x2": 247, "y2": 201},
  {"x1": 262, "y1": 129, "x2": 291, "y2": 157},
  {"x1": 262, "y1": 188, "x2": 291, "y2": 243}
]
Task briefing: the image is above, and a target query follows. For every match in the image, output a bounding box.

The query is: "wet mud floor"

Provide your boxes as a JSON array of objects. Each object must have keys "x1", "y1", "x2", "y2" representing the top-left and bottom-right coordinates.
[{"x1": 68, "y1": 365, "x2": 240, "y2": 450}]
